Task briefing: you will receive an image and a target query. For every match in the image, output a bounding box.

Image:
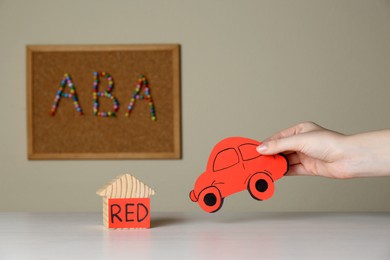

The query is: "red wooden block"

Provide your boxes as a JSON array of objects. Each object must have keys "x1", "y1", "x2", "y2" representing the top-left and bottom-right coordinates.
[{"x1": 97, "y1": 174, "x2": 156, "y2": 229}]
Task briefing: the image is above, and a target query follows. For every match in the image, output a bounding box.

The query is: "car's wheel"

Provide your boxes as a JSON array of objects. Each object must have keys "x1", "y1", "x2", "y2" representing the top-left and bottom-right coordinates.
[
  {"x1": 248, "y1": 172, "x2": 274, "y2": 201},
  {"x1": 198, "y1": 186, "x2": 223, "y2": 213}
]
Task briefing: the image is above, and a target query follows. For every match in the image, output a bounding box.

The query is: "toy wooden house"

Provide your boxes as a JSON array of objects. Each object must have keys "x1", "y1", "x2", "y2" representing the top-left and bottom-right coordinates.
[{"x1": 96, "y1": 174, "x2": 156, "y2": 229}]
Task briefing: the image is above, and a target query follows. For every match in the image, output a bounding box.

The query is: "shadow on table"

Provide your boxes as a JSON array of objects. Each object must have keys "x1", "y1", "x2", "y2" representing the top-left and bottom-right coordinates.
[
  {"x1": 214, "y1": 212, "x2": 316, "y2": 224},
  {"x1": 150, "y1": 212, "x2": 321, "y2": 227},
  {"x1": 214, "y1": 212, "x2": 388, "y2": 224},
  {"x1": 152, "y1": 216, "x2": 188, "y2": 228},
  {"x1": 149, "y1": 212, "x2": 385, "y2": 227}
]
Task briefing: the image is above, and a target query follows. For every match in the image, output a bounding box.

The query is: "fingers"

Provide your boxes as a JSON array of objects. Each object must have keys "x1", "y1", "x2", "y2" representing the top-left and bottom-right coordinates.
[
  {"x1": 286, "y1": 153, "x2": 300, "y2": 166},
  {"x1": 285, "y1": 164, "x2": 314, "y2": 176},
  {"x1": 265, "y1": 121, "x2": 322, "y2": 142},
  {"x1": 258, "y1": 122, "x2": 333, "y2": 156},
  {"x1": 257, "y1": 133, "x2": 308, "y2": 155}
]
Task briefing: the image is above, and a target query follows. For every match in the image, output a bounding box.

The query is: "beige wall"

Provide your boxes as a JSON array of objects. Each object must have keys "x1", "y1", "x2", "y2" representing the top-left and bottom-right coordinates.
[{"x1": 1, "y1": 0, "x2": 390, "y2": 212}]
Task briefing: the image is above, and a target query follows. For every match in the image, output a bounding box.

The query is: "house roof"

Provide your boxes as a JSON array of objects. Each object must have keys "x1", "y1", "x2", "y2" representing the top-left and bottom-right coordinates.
[{"x1": 96, "y1": 174, "x2": 156, "y2": 199}]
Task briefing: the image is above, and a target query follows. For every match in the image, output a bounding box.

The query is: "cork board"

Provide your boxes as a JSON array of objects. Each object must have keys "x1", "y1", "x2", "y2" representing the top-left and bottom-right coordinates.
[{"x1": 27, "y1": 45, "x2": 181, "y2": 159}]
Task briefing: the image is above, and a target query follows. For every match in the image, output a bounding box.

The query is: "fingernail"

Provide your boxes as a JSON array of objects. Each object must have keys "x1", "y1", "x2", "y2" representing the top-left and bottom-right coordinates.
[{"x1": 256, "y1": 143, "x2": 267, "y2": 153}]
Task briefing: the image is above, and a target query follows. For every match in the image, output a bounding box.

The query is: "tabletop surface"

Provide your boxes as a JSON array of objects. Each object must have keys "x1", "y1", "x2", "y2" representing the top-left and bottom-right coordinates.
[{"x1": 0, "y1": 212, "x2": 389, "y2": 260}]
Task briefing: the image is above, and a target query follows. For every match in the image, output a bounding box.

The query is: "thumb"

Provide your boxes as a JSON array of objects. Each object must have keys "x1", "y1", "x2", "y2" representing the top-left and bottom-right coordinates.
[{"x1": 257, "y1": 135, "x2": 305, "y2": 155}]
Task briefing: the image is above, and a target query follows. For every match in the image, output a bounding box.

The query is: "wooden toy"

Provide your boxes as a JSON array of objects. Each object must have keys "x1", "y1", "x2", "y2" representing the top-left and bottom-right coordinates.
[
  {"x1": 189, "y1": 137, "x2": 289, "y2": 213},
  {"x1": 97, "y1": 174, "x2": 156, "y2": 229}
]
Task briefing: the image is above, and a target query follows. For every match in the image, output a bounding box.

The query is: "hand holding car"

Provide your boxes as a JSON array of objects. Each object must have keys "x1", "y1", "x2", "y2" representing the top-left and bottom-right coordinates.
[{"x1": 257, "y1": 122, "x2": 390, "y2": 179}]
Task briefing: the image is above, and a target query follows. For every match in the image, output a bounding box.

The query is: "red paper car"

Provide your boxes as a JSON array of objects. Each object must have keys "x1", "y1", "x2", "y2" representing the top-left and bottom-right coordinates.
[{"x1": 189, "y1": 137, "x2": 288, "y2": 213}]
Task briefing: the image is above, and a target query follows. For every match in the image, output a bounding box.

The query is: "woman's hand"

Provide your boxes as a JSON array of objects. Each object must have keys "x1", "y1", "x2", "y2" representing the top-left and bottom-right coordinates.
[{"x1": 257, "y1": 122, "x2": 390, "y2": 179}]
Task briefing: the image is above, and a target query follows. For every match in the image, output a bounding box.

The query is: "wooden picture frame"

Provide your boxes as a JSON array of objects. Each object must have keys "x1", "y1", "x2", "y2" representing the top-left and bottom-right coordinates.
[{"x1": 27, "y1": 44, "x2": 181, "y2": 159}]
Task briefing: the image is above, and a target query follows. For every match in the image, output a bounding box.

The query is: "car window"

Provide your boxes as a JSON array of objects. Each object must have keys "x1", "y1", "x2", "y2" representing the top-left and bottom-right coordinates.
[
  {"x1": 213, "y1": 148, "x2": 239, "y2": 172},
  {"x1": 238, "y1": 143, "x2": 261, "y2": 161}
]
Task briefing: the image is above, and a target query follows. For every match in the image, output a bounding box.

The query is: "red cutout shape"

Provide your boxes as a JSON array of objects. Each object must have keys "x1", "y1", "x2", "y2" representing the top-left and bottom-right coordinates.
[
  {"x1": 189, "y1": 137, "x2": 288, "y2": 213},
  {"x1": 108, "y1": 198, "x2": 151, "y2": 229}
]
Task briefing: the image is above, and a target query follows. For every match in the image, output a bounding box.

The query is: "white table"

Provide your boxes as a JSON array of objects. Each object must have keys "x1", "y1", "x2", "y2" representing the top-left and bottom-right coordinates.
[{"x1": 0, "y1": 212, "x2": 389, "y2": 259}]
